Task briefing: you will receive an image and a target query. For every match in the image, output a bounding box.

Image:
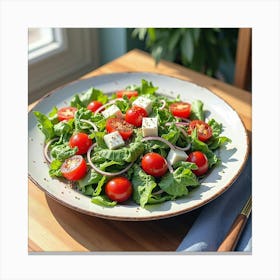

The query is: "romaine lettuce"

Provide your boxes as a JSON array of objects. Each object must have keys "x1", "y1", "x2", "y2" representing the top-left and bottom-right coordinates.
[{"x1": 159, "y1": 166, "x2": 199, "y2": 196}]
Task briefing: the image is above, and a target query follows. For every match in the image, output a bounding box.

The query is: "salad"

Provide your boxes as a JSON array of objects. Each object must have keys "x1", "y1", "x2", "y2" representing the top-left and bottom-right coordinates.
[{"x1": 34, "y1": 79, "x2": 231, "y2": 208}]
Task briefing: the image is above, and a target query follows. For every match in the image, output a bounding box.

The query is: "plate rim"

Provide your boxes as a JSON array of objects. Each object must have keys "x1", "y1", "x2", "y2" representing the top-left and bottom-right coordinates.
[{"x1": 28, "y1": 71, "x2": 250, "y2": 221}]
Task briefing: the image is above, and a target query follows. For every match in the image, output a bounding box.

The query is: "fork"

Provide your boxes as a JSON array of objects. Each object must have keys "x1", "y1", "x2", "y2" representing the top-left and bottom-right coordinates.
[{"x1": 217, "y1": 195, "x2": 252, "y2": 252}]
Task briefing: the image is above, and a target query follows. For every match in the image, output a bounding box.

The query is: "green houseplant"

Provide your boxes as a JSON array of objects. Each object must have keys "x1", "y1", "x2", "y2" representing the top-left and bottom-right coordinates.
[{"x1": 131, "y1": 28, "x2": 238, "y2": 82}]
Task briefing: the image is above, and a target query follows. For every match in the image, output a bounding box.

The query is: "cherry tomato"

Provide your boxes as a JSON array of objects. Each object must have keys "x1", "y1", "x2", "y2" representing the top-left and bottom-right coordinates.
[
  {"x1": 188, "y1": 120, "x2": 213, "y2": 142},
  {"x1": 125, "y1": 106, "x2": 148, "y2": 127},
  {"x1": 61, "y1": 155, "x2": 87, "y2": 181},
  {"x1": 116, "y1": 90, "x2": 138, "y2": 99},
  {"x1": 106, "y1": 118, "x2": 134, "y2": 140},
  {"x1": 169, "y1": 102, "x2": 191, "y2": 118},
  {"x1": 87, "y1": 101, "x2": 103, "y2": 112},
  {"x1": 187, "y1": 151, "x2": 209, "y2": 176},
  {"x1": 105, "y1": 177, "x2": 133, "y2": 202},
  {"x1": 69, "y1": 133, "x2": 92, "y2": 155},
  {"x1": 57, "y1": 107, "x2": 77, "y2": 121},
  {"x1": 141, "y1": 152, "x2": 168, "y2": 177}
]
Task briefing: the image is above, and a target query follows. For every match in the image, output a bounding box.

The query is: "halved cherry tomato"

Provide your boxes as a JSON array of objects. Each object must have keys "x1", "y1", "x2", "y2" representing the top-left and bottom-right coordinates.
[
  {"x1": 61, "y1": 155, "x2": 87, "y2": 181},
  {"x1": 169, "y1": 102, "x2": 191, "y2": 118},
  {"x1": 57, "y1": 107, "x2": 77, "y2": 121},
  {"x1": 125, "y1": 106, "x2": 148, "y2": 127},
  {"x1": 69, "y1": 133, "x2": 92, "y2": 155},
  {"x1": 188, "y1": 120, "x2": 213, "y2": 142},
  {"x1": 141, "y1": 152, "x2": 168, "y2": 177},
  {"x1": 106, "y1": 118, "x2": 134, "y2": 140},
  {"x1": 187, "y1": 151, "x2": 209, "y2": 176},
  {"x1": 105, "y1": 177, "x2": 133, "y2": 202},
  {"x1": 116, "y1": 90, "x2": 138, "y2": 99},
  {"x1": 87, "y1": 101, "x2": 103, "y2": 112}
]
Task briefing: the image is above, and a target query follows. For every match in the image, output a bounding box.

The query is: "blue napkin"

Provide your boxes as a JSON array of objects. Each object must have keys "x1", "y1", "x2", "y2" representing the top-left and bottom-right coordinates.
[{"x1": 177, "y1": 155, "x2": 252, "y2": 252}]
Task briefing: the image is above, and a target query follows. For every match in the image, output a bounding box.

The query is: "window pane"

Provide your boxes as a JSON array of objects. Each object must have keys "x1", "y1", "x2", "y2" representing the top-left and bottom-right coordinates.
[
  {"x1": 28, "y1": 28, "x2": 65, "y2": 63},
  {"x1": 28, "y1": 28, "x2": 54, "y2": 52}
]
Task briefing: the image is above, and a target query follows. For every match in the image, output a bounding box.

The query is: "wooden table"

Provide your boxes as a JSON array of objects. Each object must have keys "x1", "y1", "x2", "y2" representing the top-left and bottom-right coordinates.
[{"x1": 28, "y1": 49, "x2": 252, "y2": 252}]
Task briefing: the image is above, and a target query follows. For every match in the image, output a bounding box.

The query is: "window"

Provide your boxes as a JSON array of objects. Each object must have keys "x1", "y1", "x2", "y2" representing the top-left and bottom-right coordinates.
[
  {"x1": 28, "y1": 28, "x2": 53, "y2": 50},
  {"x1": 28, "y1": 28, "x2": 66, "y2": 64},
  {"x1": 28, "y1": 28, "x2": 99, "y2": 104}
]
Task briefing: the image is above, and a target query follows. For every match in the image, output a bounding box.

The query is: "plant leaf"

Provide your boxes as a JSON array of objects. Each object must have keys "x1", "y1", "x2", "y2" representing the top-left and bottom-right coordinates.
[
  {"x1": 151, "y1": 45, "x2": 163, "y2": 65},
  {"x1": 132, "y1": 28, "x2": 147, "y2": 40},
  {"x1": 181, "y1": 29, "x2": 194, "y2": 62},
  {"x1": 168, "y1": 29, "x2": 181, "y2": 51},
  {"x1": 147, "y1": 28, "x2": 156, "y2": 44},
  {"x1": 191, "y1": 28, "x2": 201, "y2": 44}
]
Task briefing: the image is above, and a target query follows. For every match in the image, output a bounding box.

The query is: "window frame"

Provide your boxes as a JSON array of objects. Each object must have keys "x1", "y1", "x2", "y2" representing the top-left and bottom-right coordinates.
[
  {"x1": 28, "y1": 28, "x2": 67, "y2": 64},
  {"x1": 28, "y1": 28, "x2": 99, "y2": 104}
]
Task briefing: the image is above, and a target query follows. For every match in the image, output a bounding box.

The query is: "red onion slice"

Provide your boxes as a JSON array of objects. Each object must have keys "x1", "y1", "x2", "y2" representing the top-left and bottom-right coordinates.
[
  {"x1": 166, "y1": 160, "x2": 174, "y2": 173},
  {"x1": 159, "y1": 99, "x2": 166, "y2": 110},
  {"x1": 43, "y1": 138, "x2": 59, "y2": 163},
  {"x1": 141, "y1": 136, "x2": 175, "y2": 150},
  {"x1": 174, "y1": 144, "x2": 191, "y2": 151},
  {"x1": 94, "y1": 98, "x2": 124, "y2": 115},
  {"x1": 86, "y1": 143, "x2": 134, "y2": 176},
  {"x1": 174, "y1": 126, "x2": 191, "y2": 151},
  {"x1": 176, "y1": 126, "x2": 188, "y2": 138},
  {"x1": 80, "y1": 119, "x2": 98, "y2": 131},
  {"x1": 165, "y1": 121, "x2": 190, "y2": 127},
  {"x1": 152, "y1": 189, "x2": 164, "y2": 195},
  {"x1": 179, "y1": 117, "x2": 191, "y2": 122}
]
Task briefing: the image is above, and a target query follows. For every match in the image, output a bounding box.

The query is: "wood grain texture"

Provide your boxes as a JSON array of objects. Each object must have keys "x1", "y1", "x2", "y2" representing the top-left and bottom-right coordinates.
[
  {"x1": 234, "y1": 28, "x2": 252, "y2": 90},
  {"x1": 217, "y1": 214, "x2": 248, "y2": 252},
  {"x1": 28, "y1": 49, "x2": 252, "y2": 252},
  {"x1": 29, "y1": 180, "x2": 199, "y2": 252}
]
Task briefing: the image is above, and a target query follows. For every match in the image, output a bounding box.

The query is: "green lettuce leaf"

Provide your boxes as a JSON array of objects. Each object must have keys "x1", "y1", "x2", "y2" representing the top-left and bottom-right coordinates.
[
  {"x1": 161, "y1": 124, "x2": 180, "y2": 144},
  {"x1": 147, "y1": 194, "x2": 174, "y2": 204},
  {"x1": 89, "y1": 131, "x2": 107, "y2": 149},
  {"x1": 71, "y1": 87, "x2": 108, "y2": 108},
  {"x1": 131, "y1": 165, "x2": 157, "y2": 208},
  {"x1": 53, "y1": 119, "x2": 74, "y2": 136},
  {"x1": 78, "y1": 171, "x2": 107, "y2": 196},
  {"x1": 190, "y1": 100, "x2": 205, "y2": 121},
  {"x1": 48, "y1": 106, "x2": 59, "y2": 124},
  {"x1": 207, "y1": 136, "x2": 232, "y2": 150},
  {"x1": 115, "y1": 96, "x2": 131, "y2": 113},
  {"x1": 50, "y1": 143, "x2": 77, "y2": 161},
  {"x1": 81, "y1": 87, "x2": 108, "y2": 105},
  {"x1": 91, "y1": 195, "x2": 117, "y2": 207},
  {"x1": 74, "y1": 108, "x2": 106, "y2": 133},
  {"x1": 98, "y1": 160, "x2": 126, "y2": 172},
  {"x1": 208, "y1": 118, "x2": 222, "y2": 137},
  {"x1": 155, "y1": 107, "x2": 176, "y2": 125},
  {"x1": 207, "y1": 118, "x2": 231, "y2": 150},
  {"x1": 159, "y1": 167, "x2": 199, "y2": 196},
  {"x1": 127, "y1": 79, "x2": 158, "y2": 95},
  {"x1": 49, "y1": 159, "x2": 62, "y2": 177},
  {"x1": 190, "y1": 130, "x2": 220, "y2": 168},
  {"x1": 78, "y1": 169, "x2": 103, "y2": 189},
  {"x1": 80, "y1": 185, "x2": 95, "y2": 196},
  {"x1": 173, "y1": 161, "x2": 198, "y2": 170},
  {"x1": 140, "y1": 80, "x2": 158, "y2": 95},
  {"x1": 96, "y1": 141, "x2": 144, "y2": 163},
  {"x1": 70, "y1": 95, "x2": 84, "y2": 108},
  {"x1": 92, "y1": 176, "x2": 107, "y2": 196},
  {"x1": 33, "y1": 111, "x2": 55, "y2": 140}
]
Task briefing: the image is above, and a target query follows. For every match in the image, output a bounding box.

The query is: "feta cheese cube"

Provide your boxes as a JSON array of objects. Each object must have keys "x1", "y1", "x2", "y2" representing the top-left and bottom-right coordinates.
[
  {"x1": 101, "y1": 104, "x2": 122, "y2": 119},
  {"x1": 104, "y1": 131, "x2": 125, "y2": 150},
  {"x1": 132, "y1": 96, "x2": 153, "y2": 114},
  {"x1": 167, "y1": 149, "x2": 188, "y2": 166},
  {"x1": 142, "y1": 117, "x2": 158, "y2": 137}
]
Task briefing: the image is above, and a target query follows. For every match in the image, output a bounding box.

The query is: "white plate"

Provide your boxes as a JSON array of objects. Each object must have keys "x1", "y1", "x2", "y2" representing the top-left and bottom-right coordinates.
[{"x1": 28, "y1": 72, "x2": 249, "y2": 221}]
